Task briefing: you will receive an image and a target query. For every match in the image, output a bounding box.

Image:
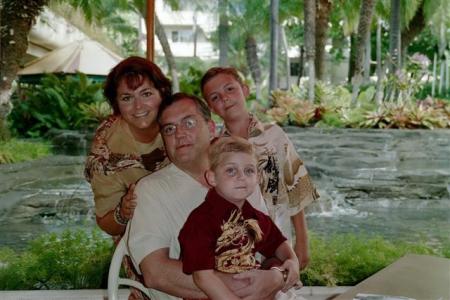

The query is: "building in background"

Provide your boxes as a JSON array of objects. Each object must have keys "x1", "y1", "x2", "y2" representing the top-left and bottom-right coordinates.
[{"x1": 154, "y1": 0, "x2": 218, "y2": 59}]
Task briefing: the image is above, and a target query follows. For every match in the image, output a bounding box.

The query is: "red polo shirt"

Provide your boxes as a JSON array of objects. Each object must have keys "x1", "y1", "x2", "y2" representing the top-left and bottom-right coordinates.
[{"x1": 179, "y1": 188, "x2": 286, "y2": 275}]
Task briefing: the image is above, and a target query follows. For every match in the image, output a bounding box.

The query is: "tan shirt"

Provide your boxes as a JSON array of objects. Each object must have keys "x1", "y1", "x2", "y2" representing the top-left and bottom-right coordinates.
[
  {"x1": 85, "y1": 115, "x2": 170, "y2": 217},
  {"x1": 222, "y1": 115, "x2": 319, "y2": 238}
]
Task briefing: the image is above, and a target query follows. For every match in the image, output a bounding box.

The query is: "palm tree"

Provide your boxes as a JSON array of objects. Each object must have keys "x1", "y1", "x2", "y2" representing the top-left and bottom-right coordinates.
[
  {"x1": 351, "y1": 0, "x2": 377, "y2": 104},
  {"x1": 228, "y1": 0, "x2": 269, "y2": 101},
  {"x1": 0, "y1": 0, "x2": 49, "y2": 130},
  {"x1": 389, "y1": 0, "x2": 401, "y2": 73},
  {"x1": 269, "y1": 0, "x2": 280, "y2": 96},
  {"x1": 314, "y1": 0, "x2": 333, "y2": 81},
  {"x1": 218, "y1": 0, "x2": 229, "y2": 66},
  {"x1": 304, "y1": 0, "x2": 316, "y2": 102}
]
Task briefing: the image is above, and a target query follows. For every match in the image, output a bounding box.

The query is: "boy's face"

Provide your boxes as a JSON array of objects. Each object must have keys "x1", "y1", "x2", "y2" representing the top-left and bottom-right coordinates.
[
  {"x1": 202, "y1": 73, "x2": 249, "y2": 122},
  {"x1": 207, "y1": 152, "x2": 258, "y2": 206}
]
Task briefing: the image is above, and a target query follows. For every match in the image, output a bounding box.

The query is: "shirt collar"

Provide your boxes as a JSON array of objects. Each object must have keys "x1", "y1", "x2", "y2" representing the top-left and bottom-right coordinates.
[
  {"x1": 221, "y1": 113, "x2": 264, "y2": 138},
  {"x1": 206, "y1": 188, "x2": 254, "y2": 216}
]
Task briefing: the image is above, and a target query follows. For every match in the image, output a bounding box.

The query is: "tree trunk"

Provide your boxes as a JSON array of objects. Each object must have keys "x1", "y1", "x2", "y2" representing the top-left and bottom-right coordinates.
[
  {"x1": 245, "y1": 35, "x2": 262, "y2": 100},
  {"x1": 401, "y1": 0, "x2": 425, "y2": 62},
  {"x1": 375, "y1": 18, "x2": 383, "y2": 105},
  {"x1": 0, "y1": 1, "x2": 47, "y2": 126},
  {"x1": 364, "y1": 34, "x2": 371, "y2": 83},
  {"x1": 297, "y1": 46, "x2": 305, "y2": 86},
  {"x1": 269, "y1": 0, "x2": 279, "y2": 98},
  {"x1": 193, "y1": 10, "x2": 198, "y2": 58},
  {"x1": 351, "y1": 0, "x2": 376, "y2": 105},
  {"x1": 304, "y1": 0, "x2": 316, "y2": 102},
  {"x1": 389, "y1": 0, "x2": 401, "y2": 74},
  {"x1": 314, "y1": 0, "x2": 332, "y2": 81},
  {"x1": 218, "y1": 0, "x2": 228, "y2": 66},
  {"x1": 348, "y1": 33, "x2": 357, "y2": 83},
  {"x1": 154, "y1": 14, "x2": 179, "y2": 92},
  {"x1": 280, "y1": 26, "x2": 291, "y2": 89}
]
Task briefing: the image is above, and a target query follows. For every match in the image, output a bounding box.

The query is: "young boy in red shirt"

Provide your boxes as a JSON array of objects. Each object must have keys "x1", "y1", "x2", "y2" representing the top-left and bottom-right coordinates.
[{"x1": 178, "y1": 136, "x2": 300, "y2": 300}]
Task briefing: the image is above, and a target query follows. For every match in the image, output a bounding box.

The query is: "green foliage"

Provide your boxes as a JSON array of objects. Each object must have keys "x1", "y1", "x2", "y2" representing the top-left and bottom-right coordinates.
[
  {"x1": 0, "y1": 139, "x2": 51, "y2": 164},
  {"x1": 9, "y1": 74, "x2": 107, "y2": 137},
  {"x1": 0, "y1": 229, "x2": 113, "y2": 290},
  {"x1": 301, "y1": 233, "x2": 444, "y2": 286},
  {"x1": 267, "y1": 80, "x2": 450, "y2": 129},
  {"x1": 0, "y1": 230, "x2": 447, "y2": 289},
  {"x1": 179, "y1": 63, "x2": 206, "y2": 98}
]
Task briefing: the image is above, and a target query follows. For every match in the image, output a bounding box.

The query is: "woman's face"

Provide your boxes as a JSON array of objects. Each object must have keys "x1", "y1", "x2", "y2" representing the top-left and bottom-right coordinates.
[{"x1": 116, "y1": 77, "x2": 162, "y2": 132}]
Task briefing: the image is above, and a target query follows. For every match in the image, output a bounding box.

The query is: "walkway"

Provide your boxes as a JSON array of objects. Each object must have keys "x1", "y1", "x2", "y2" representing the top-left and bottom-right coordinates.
[{"x1": 0, "y1": 287, "x2": 350, "y2": 300}]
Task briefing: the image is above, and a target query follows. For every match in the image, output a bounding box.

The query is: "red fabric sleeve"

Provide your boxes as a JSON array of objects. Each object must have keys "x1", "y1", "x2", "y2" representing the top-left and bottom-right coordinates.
[
  {"x1": 178, "y1": 214, "x2": 217, "y2": 275},
  {"x1": 256, "y1": 213, "x2": 287, "y2": 258}
]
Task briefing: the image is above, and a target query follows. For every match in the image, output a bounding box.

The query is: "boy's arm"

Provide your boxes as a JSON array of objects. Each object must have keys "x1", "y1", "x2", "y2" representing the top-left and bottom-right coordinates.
[
  {"x1": 274, "y1": 241, "x2": 300, "y2": 292},
  {"x1": 140, "y1": 247, "x2": 207, "y2": 299},
  {"x1": 193, "y1": 269, "x2": 241, "y2": 300},
  {"x1": 291, "y1": 210, "x2": 310, "y2": 270}
]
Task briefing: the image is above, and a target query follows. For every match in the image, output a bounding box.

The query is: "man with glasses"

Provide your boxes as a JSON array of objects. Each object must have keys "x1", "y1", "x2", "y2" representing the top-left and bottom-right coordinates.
[{"x1": 126, "y1": 93, "x2": 288, "y2": 300}]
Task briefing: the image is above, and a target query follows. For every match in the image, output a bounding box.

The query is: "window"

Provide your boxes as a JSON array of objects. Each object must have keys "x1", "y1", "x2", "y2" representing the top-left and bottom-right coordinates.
[
  {"x1": 171, "y1": 30, "x2": 193, "y2": 43},
  {"x1": 172, "y1": 31, "x2": 179, "y2": 42}
]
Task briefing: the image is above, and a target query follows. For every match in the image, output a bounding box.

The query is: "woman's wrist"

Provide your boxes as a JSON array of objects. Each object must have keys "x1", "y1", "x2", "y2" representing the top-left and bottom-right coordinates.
[{"x1": 113, "y1": 204, "x2": 128, "y2": 226}]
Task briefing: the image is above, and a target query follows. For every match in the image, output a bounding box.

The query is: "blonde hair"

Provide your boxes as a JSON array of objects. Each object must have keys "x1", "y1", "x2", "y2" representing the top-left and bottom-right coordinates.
[{"x1": 209, "y1": 136, "x2": 257, "y2": 171}]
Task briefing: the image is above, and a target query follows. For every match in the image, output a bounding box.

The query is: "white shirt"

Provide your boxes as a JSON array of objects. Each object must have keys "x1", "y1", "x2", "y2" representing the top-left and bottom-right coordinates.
[{"x1": 125, "y1": 163, "x2": 268, "y2": 300}]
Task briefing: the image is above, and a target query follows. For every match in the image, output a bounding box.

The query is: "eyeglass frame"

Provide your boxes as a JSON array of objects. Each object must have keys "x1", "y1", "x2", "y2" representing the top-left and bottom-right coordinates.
[{"x1": 160, "y1": 115, "x2": 199, "y2": 136}]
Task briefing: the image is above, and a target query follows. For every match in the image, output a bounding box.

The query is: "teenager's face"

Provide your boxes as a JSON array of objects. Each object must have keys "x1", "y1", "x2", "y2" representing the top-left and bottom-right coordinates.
[
  {"x1": 117, "y1": 77, "x2": 162, "y2": 131},
  {"x1": 159, "y1": 98, "x2": 215, "y2": 167},
  {"x1": 202, "y1": 73, "x2": 249, "y2": 122},
  {"x1": 207, "y1": 152, "x2": 258, "y2": 206}
]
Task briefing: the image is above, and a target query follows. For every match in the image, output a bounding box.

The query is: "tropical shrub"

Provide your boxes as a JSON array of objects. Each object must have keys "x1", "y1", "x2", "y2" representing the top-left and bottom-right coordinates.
[
  {"x1": 9, "y1": 73, "x2": 108, "y2": 137},
  {"x1": 0, "y1": 229, "x2": 112, "y2": 290},
  {"x1": 267, "y1": 82, "x2": 450, "y2": 129}
]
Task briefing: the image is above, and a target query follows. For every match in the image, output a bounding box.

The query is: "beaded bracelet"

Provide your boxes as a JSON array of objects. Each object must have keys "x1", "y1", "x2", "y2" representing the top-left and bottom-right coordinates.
[{"x1": 113, "y1": 204, "x2": 128, "y2": 226}]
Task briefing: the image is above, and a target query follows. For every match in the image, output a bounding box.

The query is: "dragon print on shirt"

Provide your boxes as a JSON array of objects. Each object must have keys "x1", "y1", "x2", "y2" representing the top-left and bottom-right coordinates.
[{"x1": 215, "y1": 209, "x2": 263, "y2": 273}]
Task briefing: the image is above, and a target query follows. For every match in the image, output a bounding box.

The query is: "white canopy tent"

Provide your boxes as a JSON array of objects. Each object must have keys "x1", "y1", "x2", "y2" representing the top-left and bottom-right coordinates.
[{"x1": 18, "y1": 40, "x2": 123, "y2": 81}]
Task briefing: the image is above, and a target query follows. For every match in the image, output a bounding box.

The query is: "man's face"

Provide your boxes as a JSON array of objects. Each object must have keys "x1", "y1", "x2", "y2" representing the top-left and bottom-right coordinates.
[
  {"x1": 159, "y1": 98, "x2": 215, "y2": 167},
  {"x1": 202, "y1": 73, "x2": 249, "y2": 122}
]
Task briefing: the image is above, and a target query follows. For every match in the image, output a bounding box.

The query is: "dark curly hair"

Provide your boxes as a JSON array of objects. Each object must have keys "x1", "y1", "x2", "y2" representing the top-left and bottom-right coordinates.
[{"x1": 104, "y1": 56, "x2": 172, "y2": 115}]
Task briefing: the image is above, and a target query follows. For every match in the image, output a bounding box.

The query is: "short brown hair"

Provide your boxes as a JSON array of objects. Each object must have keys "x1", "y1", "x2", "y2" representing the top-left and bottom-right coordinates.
[
  {"x1": 157, "y1": 92, "x2": 211, "y2": 123},
  {"x1": 200, "y1": 67, "x2": 245, "y2": 99},
  {"x1": 209, "y1": 136, "x2": 257, "y2": 171},
  {"x1": 104, "y1": 56, "x2": 172, "y2": 115}
]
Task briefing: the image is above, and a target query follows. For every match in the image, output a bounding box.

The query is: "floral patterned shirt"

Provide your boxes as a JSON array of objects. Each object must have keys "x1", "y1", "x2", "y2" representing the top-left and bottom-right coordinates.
[
  {"x1": 222, "y1": 114, "x2": 319, "y2": 239},
  {"x1": 85, "y1": 115, "x2": 170, "y2": 217}
]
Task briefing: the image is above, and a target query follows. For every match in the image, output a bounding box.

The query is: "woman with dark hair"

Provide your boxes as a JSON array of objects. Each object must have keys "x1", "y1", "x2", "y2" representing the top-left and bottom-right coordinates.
[{"x1": 85, "y1": 56, "x2": 172, "y2": 299}]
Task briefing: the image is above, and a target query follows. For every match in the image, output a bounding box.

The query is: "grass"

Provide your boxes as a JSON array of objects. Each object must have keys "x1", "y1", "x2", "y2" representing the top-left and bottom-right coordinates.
[
  {"x1": 0, "y1": 138, "x2": 52, "y2": 164},
  {"x1": 0, "y1": 229, "x2": 448, "y2": 290},
  {"x1": 300, "y1": 233, "x2": 447, "y2": 286}
]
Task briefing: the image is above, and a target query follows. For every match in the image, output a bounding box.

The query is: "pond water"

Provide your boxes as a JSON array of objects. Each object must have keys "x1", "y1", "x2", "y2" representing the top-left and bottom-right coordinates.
[{"x1": 1, "y1": 129, "x2": 449, "y2": 251}]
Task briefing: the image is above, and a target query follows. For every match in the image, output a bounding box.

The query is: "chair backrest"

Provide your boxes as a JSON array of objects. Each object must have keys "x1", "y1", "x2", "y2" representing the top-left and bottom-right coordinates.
[{"x1": 108, "y1": 238, "x2": 151, "y2": 300}]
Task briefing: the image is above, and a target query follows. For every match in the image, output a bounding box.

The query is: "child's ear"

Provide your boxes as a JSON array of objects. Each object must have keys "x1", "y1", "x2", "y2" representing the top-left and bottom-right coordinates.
[{"x1": 205, "y1": 170, "x2": 217, "y2": 187}]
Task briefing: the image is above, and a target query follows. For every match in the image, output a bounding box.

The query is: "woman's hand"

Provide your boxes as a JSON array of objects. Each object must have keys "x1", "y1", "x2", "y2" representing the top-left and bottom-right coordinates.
[
  {"x1": 119, "y1": 183, "x2": 137, "y2": 220},
  {"x1": 280, "y1": 258, "x2": 301, "y2": 292}
]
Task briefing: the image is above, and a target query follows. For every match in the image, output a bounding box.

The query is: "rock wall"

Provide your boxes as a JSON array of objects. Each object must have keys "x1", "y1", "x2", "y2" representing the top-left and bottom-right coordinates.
[{"x1": 284, "y1": 128, "x2": 450, "y2": 212}]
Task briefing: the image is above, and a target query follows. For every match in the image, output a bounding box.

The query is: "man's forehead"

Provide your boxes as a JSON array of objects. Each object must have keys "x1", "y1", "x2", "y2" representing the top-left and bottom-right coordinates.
[{"x1": 160, "y1": 98, "x2": 199, "y2": 123}]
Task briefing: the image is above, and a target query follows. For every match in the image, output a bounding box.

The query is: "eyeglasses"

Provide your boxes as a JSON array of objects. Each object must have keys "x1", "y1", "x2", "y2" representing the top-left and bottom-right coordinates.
[{"x1": 161, "y1": 116, "x2": 198, "y2": 136}]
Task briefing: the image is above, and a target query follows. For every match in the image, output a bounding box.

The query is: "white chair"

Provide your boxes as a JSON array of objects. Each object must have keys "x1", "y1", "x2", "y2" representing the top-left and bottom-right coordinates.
[{"x1": 108, "y1": 238, "x2": 151, "y2": 300}]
